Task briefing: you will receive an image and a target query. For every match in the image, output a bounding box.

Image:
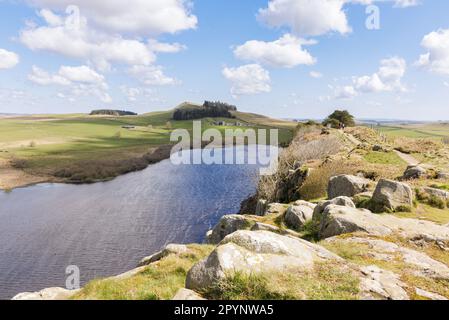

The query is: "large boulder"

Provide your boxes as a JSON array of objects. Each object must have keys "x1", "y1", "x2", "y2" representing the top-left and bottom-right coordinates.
[
  {"x1": 318, "y1": 205, "x2": 449, "y2": 241},
  {"x1": 371, "y1": 179, "x2": 413, "y2": 212},
  {"x1": 12, "y1": 287, "x2": 78, "y2": 300},
  {"x1": 328, "y1": 175, "x2": 371, "y2": 199},
  {"x1": 138, "y1": 244, "x2": 190, "y2": 267},
  {"x1": 403, "y1": 165, "x2": 426, "y2": 180},
  {"x1": 312, "y1": 196, "x2": 355, "y2": 225},
  {"x1": 284, "y1": 201, "x2": 316, "y2": 230},
  {"x1": 206, "y1": 215, "x2": 253, "y2": 244},
  {"x1": 423, "y1": 187, "x2": 449, "y2": 201},
  {"x1": 186, "y1": 230, "x2": 341, "y2": 291}
]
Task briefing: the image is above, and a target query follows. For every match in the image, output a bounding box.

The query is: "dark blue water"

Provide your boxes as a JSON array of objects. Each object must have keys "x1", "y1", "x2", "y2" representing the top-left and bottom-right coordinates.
[{"x1": 0, "y1": 146, "x2": 270, "y2": 299}]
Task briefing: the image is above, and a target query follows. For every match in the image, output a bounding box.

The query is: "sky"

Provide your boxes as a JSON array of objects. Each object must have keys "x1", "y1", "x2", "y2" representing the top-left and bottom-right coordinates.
[{"x1": 0, "y1": 0, "x2": 448, "y2": 120}]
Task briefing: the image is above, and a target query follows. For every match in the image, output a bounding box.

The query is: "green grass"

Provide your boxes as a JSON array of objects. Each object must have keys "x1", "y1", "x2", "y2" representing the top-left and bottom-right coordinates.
[
  {"x1": 202, "y1": 262, "x2": 360, "y2": 300},
  {"x1": 73, "y1": 244, "x2": 214, "y2": 300},
  {"x1": 376, "y1": 124, "x2": 449, "y2": 140},
  {"x1": 363, "y1": 151, "x2": 406, "y2": 166}
]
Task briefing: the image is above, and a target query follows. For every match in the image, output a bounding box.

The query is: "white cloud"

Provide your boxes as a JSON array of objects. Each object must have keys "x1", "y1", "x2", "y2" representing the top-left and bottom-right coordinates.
[
  {"x1": 416, "y1": 29, "x2": 449, "y2": 75},
  {"x1": 28, "y1": 65, "x2": 111, "y2": 103},
  {"x1": 28, "y1": 0, "x2": 197, "y2": 35},
  {"x1": 258, "y1": 0, "x2": 350, "y2": 37},
  {"x1": 310, "y1": 71, "x2": 323, "y2": 78},
  {"x1": 444, "y1": 81, "x2": 449, "y2": 88},
  {"x1": 20, "y1": 10, "x2": 157, "y2": 71},
  {"x1": 128, "y1": 65, "x2": 179, "y2": 86},
  {"x1": 334, "y1": 56, "x2": 407, "y2": 99},
  {"x1": 147, "y1": 40, "x2": 186, "y2": 53},
  {"x1": 234, "y1": 34, "x2": 316, "y2": 68},
  {"x1": 257, "y1": 0, "x2": 419, "y2": 37},
  {"x1": 0, "y1": 49, "x2": 20, "y2": 69},
  {"x1": 222, "y1": 64, "x2": 271, "y2": 97}
]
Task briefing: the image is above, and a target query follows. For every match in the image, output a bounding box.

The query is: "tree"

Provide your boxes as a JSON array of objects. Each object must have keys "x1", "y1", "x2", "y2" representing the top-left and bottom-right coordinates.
[{"x1": 323, "y1": 110, "x2": 355, "y2": 128}]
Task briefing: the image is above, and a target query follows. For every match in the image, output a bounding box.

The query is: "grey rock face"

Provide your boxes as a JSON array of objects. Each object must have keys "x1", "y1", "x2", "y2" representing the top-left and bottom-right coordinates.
[
  {"x1": 403, "y1": 165, "x2": 426, "y2": 180},
  {"x1": 371, "y1": 179, "x2": 413, "y2": 211},
  {"x1": 328, "y1": 175, "x2": 371, "y2": 199},
  {"x1": 186, "y1": 230, "x2": 341, "y2": 291},
  {"x1": 312, "y1": 196, "x2": 356, "y2": 225},
  {"x1": 206, "y1": 215, "x2": 253, "y2": 244},
  {"x1": 284, "y1": 201, "x2": 316, "y2": 230}
]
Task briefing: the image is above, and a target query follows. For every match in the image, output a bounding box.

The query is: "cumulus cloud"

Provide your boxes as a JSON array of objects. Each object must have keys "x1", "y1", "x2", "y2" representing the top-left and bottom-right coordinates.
[
  {"x1": 28, "y1": 65, "x2": 111, "y2": 102},
  {"x1": 310, "y1": 71, "x2": 323, "y2": 78},
  {"x1": 0, "y1": 49, "x2": 20, "y2": 69},
  {"x1": 416, "y1": 28, "x2": 449, "y2": 75},
  {"x1": 28, "y1": 0, "x2": 197, "y2": 35},
  {"x1": 257, "y1": 0, "x2": 419, "y2": 37},
  {"x1": 128, "y1": 65, "x2": 179, "y2": 86},
  {"x1": 222, "y1": 64, "x2": 271, "y2": 97},
  {"x1": 234, "y1": 34, "x2": 316, "y2": 68},
  {"x1": 20, "y1": 9, "x2": 160, "y2": 71},
  {"x1": 334, "y1": 57, "x2": 407, "y2": 99}
]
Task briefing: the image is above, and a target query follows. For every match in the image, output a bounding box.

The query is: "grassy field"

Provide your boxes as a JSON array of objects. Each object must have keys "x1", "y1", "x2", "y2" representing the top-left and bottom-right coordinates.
[
  {"x1": 374, "y1": 123, "x2": 449, "y2": 141},
  {"x1": 0, "y1": 106, "x2": 295, "y2": 188}
]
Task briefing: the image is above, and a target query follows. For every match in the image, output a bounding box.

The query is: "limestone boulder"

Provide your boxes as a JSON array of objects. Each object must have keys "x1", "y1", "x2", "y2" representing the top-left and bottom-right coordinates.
[
  {"x1": 328, "y1": 175, "x2": 371, "y2": 199},
  {"x1": 312, "y1": 196, "x2": 355, "y2": 225},
  {"x1": 403, "y1": 165, "x2": 426, "y2": 180},
  {"x1": 371, "y1": 179, "x2": 413, "y2": 212},
  {"x1": 186, "y1": 230, "x2": 341, "y2": 291},
  {"x1": 206, "y1": 215, "x2": 253, "y2": 244},
  {"x1": 284, "y1": 201, "x2": 316, "y2": 230},
  {"x1": 318, "y1": 205, "x2": 449, "y2": 241},
  {"x1": 423, "y1": 187, "x2": 449, "y2": 201}
]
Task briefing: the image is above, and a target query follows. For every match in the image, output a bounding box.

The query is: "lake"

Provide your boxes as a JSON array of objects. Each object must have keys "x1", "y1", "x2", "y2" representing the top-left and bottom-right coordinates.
[{"x1": 0, "y1": 146, "x2": 273, "y2": 299}]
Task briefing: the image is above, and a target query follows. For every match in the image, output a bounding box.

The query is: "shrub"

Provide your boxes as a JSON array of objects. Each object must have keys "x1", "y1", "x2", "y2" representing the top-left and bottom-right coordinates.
[
  {"x1": 298, "y1": 160, "x2": 357, "y2": 201},
  {"x1": 427, "y1": 195, "x2": 446, "y2": 209}
]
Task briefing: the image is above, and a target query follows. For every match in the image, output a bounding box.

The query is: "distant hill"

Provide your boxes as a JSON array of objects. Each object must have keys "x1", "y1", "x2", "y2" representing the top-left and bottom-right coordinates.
[
  {"x1": 172, "y1": 101, "x2": 237, "y2": 121},
  {"x1": 90, "y1": 109, "x2": 137, "y2": 116}
]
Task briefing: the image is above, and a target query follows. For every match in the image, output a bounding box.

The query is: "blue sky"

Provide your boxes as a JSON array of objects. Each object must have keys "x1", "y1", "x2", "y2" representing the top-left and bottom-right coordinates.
[{"x1": 0, "y1": 0, "x2": 448, "y2": 120}]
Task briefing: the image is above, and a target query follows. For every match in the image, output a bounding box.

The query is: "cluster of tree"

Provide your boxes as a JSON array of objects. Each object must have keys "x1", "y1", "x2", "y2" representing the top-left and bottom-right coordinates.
[
  {"x1": 172, "y1": 101, "x2": 237, "y2": 121},
  {"x1": 90, "y1": 109, "x2": 137, "y2": 116},
  {"x1": 322, "y1": 110, "x2": 355, "y2": 128},
  {"x1": 203, "y1": 101, "x2": 237, "y2": 111}
]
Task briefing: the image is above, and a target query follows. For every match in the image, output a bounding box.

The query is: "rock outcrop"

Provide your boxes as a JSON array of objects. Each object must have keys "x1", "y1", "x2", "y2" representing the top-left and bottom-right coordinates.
[
  {"x1": 403, "y1": 165, "x2": 426, "y2": 180},
  {"x1": 371, "y1": 179, "x2": 413, "y2": 212},
  {"x1": 328, "y1": 175, "x2": 371, "y2": 199},
  {"x1": 186, "y1": 230, "x2": 341, "y2": 291},
  {"x1": 139, "y1": 244, "x2": 190, "y2": 267},
  {"x1": 318, "y1": 205, "x2": 449, "y2": 241},
  {"x1": 312, "y1": 196, "x2": 355, "y2": 225},
  {"x1": 284, "y1": 201, "x2": 316, "y2": 230},
  {"x1": 423, "y1": 187, "x2": 449, "y2": 201},
  {"x1": 12, "y1": 287, "x2": 78, "y2": 300},
  {"x1": 359, "y1": 266, "x2": 409, "y2": 300},
  {"x1": 206, "y1": 215, "x2": 253, "y2": 244}
]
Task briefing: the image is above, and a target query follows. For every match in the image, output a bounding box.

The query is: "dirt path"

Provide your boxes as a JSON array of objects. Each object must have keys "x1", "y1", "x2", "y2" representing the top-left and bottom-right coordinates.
[{"x1": 393, "y1": 150, "x2": 420, "y2": 166}]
